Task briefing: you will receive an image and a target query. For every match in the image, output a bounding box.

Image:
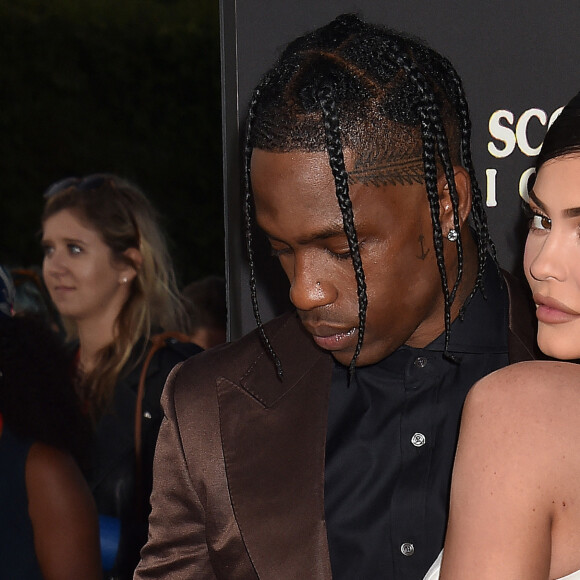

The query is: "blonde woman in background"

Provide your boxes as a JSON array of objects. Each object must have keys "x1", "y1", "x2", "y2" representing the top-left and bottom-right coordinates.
[{"x1": 41, "y1": 174, "x2": 201, "y2": 579}]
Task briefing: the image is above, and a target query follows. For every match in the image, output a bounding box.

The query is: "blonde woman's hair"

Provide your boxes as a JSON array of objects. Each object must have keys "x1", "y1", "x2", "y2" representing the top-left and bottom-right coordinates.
[{"x1": 42, "y1": 173, "x2": 187, "y2": 418}]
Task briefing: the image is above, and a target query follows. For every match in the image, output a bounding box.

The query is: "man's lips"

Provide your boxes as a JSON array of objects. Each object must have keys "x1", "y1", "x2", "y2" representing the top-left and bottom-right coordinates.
[
  {"x1": 534, "y1": 293, "x2": 580, "y2": 324},
  {"x1": 301, "y1": 322, "x2": 358, "y2": 351}
]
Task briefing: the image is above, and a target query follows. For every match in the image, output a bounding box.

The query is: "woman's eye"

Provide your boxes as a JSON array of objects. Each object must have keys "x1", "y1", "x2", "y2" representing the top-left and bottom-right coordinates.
[
  {"x1": 41, "y1": 244, "x2": 53, "y2": 256},
  {"x1": 68, "y1": 244, "x2": 82, "y2": 255},
  {"x1": 530, "y1": 214, "x2": 551, "y2": 231}
]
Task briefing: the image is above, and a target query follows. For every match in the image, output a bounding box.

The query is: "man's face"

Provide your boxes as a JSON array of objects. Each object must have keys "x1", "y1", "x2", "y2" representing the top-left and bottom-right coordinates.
[{"x1": 251, "y1": 148, "x2": 450, "y2": 367}]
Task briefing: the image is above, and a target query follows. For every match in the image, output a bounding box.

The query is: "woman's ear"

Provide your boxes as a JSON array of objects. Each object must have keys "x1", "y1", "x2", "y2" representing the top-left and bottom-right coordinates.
[
  {"x1": 119, "y1": 247, "x2": 142, "y2": 284},
  {"x1": 438, "y1": 166, "x2": 472, "y2": 234}
]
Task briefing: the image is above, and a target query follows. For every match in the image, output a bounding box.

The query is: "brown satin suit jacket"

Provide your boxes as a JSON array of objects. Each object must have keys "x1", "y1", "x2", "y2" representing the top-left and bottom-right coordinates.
[{"x1": 135, "y1": 272, "x2": 537, "y2": 580}]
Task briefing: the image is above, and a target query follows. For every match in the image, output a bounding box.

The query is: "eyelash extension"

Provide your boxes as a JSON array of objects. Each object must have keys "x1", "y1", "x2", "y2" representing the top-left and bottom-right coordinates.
[
  {"x1": 521, "y1": 201, "x2": 534, "y2": 219},
  {"x1": 521, "y1": 202, "x2": 550, "y2": 229}
]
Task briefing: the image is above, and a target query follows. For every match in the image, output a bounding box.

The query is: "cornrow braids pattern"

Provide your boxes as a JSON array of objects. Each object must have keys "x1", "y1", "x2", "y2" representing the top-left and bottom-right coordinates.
[{"x1": 244, "y1": 13, "x2": 496, "y2": 373}]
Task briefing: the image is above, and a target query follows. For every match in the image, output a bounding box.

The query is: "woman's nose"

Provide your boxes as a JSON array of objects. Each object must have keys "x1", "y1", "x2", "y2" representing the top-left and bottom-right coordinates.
[
  {"x1": 527, "y1": 233, "x2": 566, "y2": 282},
  {"x1": 43, "y1": 249, "x2": 67, "y2": 277}
]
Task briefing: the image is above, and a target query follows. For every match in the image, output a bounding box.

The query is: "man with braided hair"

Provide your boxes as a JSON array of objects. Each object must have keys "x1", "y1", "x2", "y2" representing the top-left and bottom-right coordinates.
[{"x1": 136, "y1": 14, "x2": 537, "y2": 580}]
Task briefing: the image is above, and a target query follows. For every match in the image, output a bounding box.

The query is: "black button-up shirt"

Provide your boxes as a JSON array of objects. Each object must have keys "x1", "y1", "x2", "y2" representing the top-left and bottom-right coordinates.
[{"x1": 325, "y1": 265, "x2": 509, "y2": 579}]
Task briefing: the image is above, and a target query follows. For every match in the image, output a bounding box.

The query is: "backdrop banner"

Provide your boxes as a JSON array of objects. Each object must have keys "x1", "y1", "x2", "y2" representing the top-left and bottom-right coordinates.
[{"x1": 220, "y1": 0, "x2": 579, "y2": 339}]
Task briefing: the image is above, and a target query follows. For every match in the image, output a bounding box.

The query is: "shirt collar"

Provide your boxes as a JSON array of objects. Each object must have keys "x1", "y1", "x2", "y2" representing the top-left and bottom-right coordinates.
[{"x1": 426, "y1": 259, "x2": 509, "y2": 354}]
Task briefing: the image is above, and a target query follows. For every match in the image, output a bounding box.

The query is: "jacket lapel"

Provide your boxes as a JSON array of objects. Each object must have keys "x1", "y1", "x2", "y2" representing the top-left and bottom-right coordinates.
[{"x1": 217, "y1": 313, "x2": 334, "y2": 579}]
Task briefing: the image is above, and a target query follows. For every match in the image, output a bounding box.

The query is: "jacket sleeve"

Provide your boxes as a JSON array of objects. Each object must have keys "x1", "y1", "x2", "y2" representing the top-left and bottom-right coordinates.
[{"x1": 134, "y1": 363, "x2": 217, "y2": 579}]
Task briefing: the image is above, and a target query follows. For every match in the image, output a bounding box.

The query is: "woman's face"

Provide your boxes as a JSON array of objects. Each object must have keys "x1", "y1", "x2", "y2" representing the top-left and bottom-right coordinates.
[
  {"x1": 524, "y1": 154, "x2": 580, "y2": 359},
  {"x1": 42, "y1": 208, "x2": 134, "y2": 326}
]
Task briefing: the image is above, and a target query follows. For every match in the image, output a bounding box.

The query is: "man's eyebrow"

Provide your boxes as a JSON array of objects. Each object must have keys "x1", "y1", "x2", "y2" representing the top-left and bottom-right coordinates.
[
  {"x1": 296, "y1": 223, "x2": 347, "y2": 245},
  {"x1": 261, "y1": 221, "x2": 346, "y2": 245},
  {"x1": 529, "y1": 189, "x2": 580, "y2": 218}
]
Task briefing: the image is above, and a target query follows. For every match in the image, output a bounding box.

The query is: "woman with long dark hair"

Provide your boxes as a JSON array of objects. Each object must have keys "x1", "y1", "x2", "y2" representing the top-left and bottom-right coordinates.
[{"x1": 427, "y1": 91, "x2": 580, "y2": 580}]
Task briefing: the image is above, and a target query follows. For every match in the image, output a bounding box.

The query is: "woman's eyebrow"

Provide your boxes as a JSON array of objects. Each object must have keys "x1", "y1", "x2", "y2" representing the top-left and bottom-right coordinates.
[{"x1": 529, "y1": 188, "x2": 580, "y2": 218}]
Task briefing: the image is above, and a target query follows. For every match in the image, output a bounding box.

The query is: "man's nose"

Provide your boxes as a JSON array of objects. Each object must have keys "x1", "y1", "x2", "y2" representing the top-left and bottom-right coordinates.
[{"x1": 289, "y1": 263, "x2": 337, "y2": 311}]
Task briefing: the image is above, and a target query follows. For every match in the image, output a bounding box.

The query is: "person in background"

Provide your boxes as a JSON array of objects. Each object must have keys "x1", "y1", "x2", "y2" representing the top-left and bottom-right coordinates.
[
  {"x1": 136, "y1": 14, "x2": 538, "y2": 579},
  {"x1": 0, "y1": 265, "x2": 15, "y2": 318},
  {"x1": 41, "y1": 173, "x2": 201, "y2": 579},
  {"x1": 0, "y1": 284, "x2": 101, "y2": 579},
  {"x1": 182, "y1": 275, "x2": 227, "y2": 349},
  {"x1": 10, "y1": 266, "x2": 65, "y2": 335},
  {"x1": 425, "y1": 92, "x2": 580, "y2": 580}
]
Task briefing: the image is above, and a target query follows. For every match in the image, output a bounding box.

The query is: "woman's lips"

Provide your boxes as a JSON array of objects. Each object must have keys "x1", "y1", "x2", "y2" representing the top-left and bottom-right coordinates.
[
  {"x1": 310, "y1": 326, "x2": 358, "y2": 351},
  {"x1": 534, "y1": 294, "x2": 580, "y2": 324},
  {"x1": 50, "y1": 285, "x2": 75, "y2": 297}
]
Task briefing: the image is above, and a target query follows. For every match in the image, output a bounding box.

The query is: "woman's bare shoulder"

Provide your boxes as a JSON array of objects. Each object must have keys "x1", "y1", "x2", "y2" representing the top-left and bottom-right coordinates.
[
  {"x1": 457, "y1": 360, "x2": 580, "y2": 480},
  {"x1": 466, "y1": 360, "x2": 580, "y2": 417},
  {"x1": 446, "y1": 361, "x2": 580, "y2": 578}
]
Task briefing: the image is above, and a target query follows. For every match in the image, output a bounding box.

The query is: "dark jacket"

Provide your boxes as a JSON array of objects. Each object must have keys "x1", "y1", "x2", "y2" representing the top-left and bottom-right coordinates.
[
  {"x1": 135, "y1": 272, "x2": 537, "y2": 580},
  {"x1": 89, "y1": 337, "x2": 201, "y2": 579}
]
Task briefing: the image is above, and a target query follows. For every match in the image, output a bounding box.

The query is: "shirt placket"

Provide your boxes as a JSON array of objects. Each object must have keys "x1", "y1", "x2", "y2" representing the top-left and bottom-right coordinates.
[{"x1": 391, "y1": 350, "x2": 438, "y2": 578}]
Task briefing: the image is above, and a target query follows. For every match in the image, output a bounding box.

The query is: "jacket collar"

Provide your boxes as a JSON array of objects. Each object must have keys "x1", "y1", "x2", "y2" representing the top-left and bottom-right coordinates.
[
  {"x1": 217, "y1": 312, "x2": 334, "y2": 578},
  {"x1": 237, "y1": 312, "x2": 331, "y2": 407}
]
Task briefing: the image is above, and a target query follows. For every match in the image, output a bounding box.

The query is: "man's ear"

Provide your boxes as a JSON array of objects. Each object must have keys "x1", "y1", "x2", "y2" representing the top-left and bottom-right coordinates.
[
  {"x1": 437, "y1": 166, "x2": 472, "y2": 234},
  {"x1": 119, "y1": 247, "x2": 142, "y2": 284}
]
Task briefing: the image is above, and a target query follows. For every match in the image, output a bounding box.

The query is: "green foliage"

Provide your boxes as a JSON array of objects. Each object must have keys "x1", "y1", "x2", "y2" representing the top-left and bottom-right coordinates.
[{"x1": 0, "y1": 0, "x2": 223, "y2": 286}]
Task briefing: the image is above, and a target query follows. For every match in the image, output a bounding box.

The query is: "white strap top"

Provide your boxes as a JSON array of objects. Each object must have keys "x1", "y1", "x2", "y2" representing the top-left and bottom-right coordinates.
[{"x1": 424, "y1": 551, "x2": 580, "y2": 580}]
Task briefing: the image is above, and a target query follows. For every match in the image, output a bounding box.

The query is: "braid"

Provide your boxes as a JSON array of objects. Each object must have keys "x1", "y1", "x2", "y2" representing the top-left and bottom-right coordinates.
[
  {"x1": 317, "y1": 83, "x2": 367, "y2": 377},
  {"x1": 389, "y1": 45, "x2": 460, "y2": 357},
  {"x1": 244, "y1": 85, "x2": 284, "y2": 380},
  {"x1": 438, "y1": 57, "x2": 501, "y2": 312},
  {"x1": 419, "y1": 108, "x2": 454, "y2": 356}
]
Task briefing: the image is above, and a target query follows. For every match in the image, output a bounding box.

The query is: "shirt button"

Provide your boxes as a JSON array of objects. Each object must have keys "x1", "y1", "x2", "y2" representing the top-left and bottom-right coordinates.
[
  {"x1": 414, "y1": 356, "x2": 428, "y2": 368},
  {"x1": 401, "y1": 542, "x2": 415, "y2": 556},
  {"x1": 411, "y1": 432, "x2": 426, "y2": 447},
  {"x1": 143, "y1": 411, "x2": 152, "y2": 419}
]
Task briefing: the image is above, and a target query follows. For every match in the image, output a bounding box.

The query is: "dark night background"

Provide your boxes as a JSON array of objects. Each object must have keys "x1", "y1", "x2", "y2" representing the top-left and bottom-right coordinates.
[{"x1": 0, "y1": 0, "x2": 223, "y2": 288}]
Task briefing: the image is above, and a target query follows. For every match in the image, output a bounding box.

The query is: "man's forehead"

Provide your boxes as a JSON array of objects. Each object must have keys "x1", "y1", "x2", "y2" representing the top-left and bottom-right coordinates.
[
  {"x1": 251, "y1": 149, "x2": 338, "y2": 203},
  {"x1": 251, "y1": 144, "x2": 424, "y2": 185}
]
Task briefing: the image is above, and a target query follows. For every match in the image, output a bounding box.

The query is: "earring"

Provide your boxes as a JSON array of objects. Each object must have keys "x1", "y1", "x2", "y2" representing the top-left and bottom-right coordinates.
[
  {"x1": 121, "y1": 276, "x2": 128, "y2": 284},
  {"x1": 447, "y1": 229, "x2": 458, "y2": 242}
]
